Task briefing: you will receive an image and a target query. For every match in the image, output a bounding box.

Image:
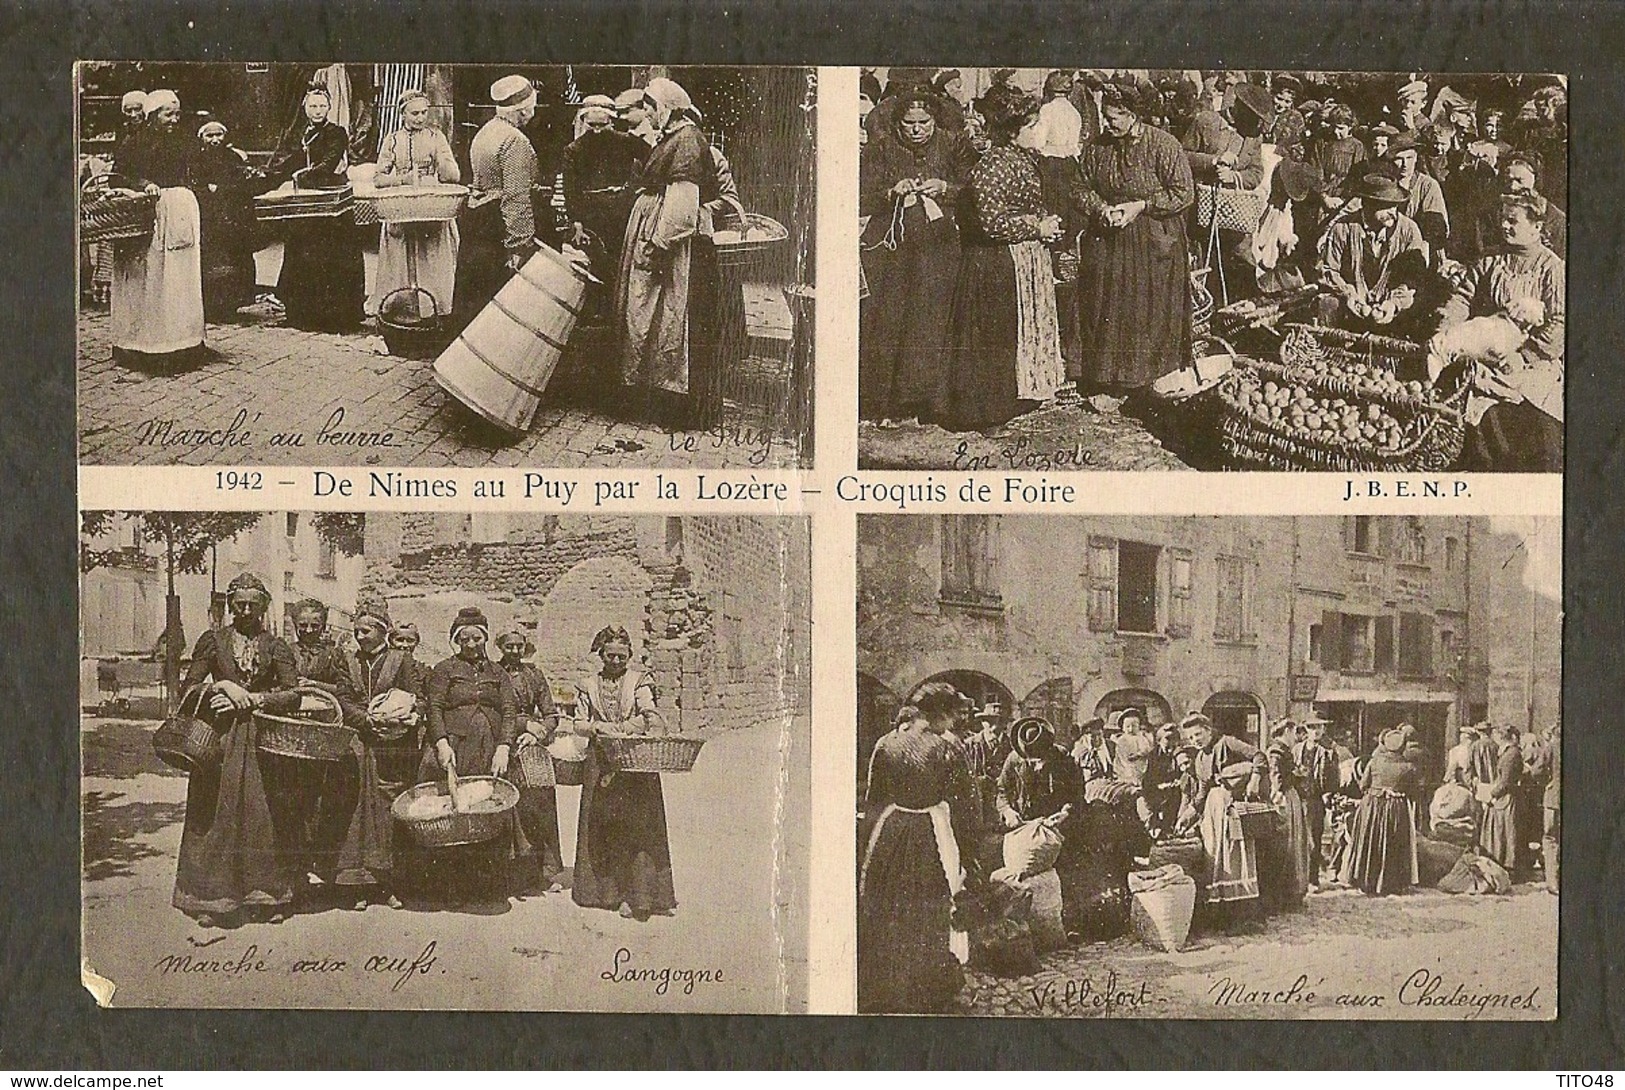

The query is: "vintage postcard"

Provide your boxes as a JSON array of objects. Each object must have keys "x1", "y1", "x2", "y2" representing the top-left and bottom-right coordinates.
[
  {"x1": 856, "y1": 513, "x2": 1559, "y2": 1018},
  {"x1": 80, "y1": 512, "x2": 811, "y2": 1011},
  {"x1": 854, "y1": 69, "x2": 1565, "y2": 474},
  {"x1": 76, "y1": 62, "x2": 816, "y2": 470}
]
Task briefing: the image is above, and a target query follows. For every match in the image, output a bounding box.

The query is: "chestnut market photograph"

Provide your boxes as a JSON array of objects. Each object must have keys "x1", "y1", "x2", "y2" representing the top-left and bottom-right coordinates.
[
  {"x1": 856, "y1": 514, "x2": 1558, "y2": 1018},
  {"x1": 855, "y1": 68, "x2": 1564, "y2": 473},
  {"x1": 77, "y1": 63, "x2": 815, "y2": 470},
  {"x1": 79, "y1": 511, "x2": 811, "y2": 1011}
]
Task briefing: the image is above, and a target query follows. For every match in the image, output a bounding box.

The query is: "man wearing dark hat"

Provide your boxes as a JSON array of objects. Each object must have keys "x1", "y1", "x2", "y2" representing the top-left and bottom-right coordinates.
[
  {"x1": 1266, "y1": 75, "x2": 1308, "y2": 160},
  {"x1": 1296, "y1": 714, "x2": 1340, "y2": 888},
  {"x1": 1365, "y1": 121, "x2": 1400, "y2": 161},
  {"x1": 458, "y1": 74, "x2": 542, "y2": 322},
  {"x1": 1317, "y1": 171, "x2": 1429, "y2": 332}
]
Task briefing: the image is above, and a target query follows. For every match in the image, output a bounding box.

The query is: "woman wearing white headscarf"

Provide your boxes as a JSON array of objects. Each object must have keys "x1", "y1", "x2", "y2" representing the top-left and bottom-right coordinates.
[
  {"x1": 370, "y1": 87, "x2": 461, "y2": 318},
  {"x1": 614, "y1": 77, "x2": 730, "y2": 429},
  {"x1": 562, "y1": 93, "x2": 647, "y2": 285},
  {"x1": 108, "y1": 88, "x2": 206, "y2": 367}
]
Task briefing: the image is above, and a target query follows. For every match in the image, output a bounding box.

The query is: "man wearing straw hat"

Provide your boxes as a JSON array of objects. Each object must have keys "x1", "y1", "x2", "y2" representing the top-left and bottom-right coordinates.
[{"x1": 456, "y1": 74, "x2": 541, "y2": 323}]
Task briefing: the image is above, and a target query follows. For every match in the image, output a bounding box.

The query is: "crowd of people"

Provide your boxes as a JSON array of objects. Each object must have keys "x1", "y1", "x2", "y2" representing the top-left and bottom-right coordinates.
[
  {"x1": 857, "y1": 69, "x2": 1566, "y2": 471},
  {"x1": 857, "y1": 678, "x2": 1560, "y2": 1014},
  {"x1": 169, "y1": 572, "x2": 680, "y2": 929},
  {"x1": 83, "y1": 72, "x2": 749, "y2": 429}
]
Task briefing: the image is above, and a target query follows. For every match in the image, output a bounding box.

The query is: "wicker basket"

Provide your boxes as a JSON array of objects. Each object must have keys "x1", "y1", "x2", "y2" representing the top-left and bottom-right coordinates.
[
  {"x1": 513, "y1": 743, "x2": 555, "y2": 788},
  {"x1": 1196, "y1": 181, "x2": 1267, "y2": 233},
  {"x1": 545, "y1": 734, "x2": 590, "y2": 785},
  {"x1": 1229, "y1": 801, "x2": 1280, "y2": 838},
  {"x1": 352, "y1": 194, "x2": 380, "y2": 226},
  {"x1": 151, "y1": 690, "x2": 223, "y2": 773},
  {"x1": 392, "y1": 777, "x2": 519, "y2": 848},
  {"x1": 254, "y1": 686, "x2": 354, "y2": 761},
  {"x1": 1192, "y1": 274, "x2": 1215, "y2": 345},
  {"x1": 378, "y1": 287, "x2": 451, "y2": 359},
  {"x1": 81, "y1": 175, "x2": 157, "y2": 244},
  {"x1": 599, "y1": 734, "x2": 706, "y2": 773},
  {"x1": 712, "y1": 213, "x2": 789, "y2": 268},
  {"x1": 374, "y1": 183, "x2": 469, "y2": 224}
]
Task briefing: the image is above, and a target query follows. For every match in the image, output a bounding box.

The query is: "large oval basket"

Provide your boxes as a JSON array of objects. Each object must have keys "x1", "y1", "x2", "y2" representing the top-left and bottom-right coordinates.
[
  {"x1": 81, "y1": 175, "x2": 158, "y2": 244},
  {"x1": 598, "y1": 734, "x2": 706, "y2": 774},
  {"x1": 392, "y1": 777, "x2": 519, "y2": 848},
  {"x1": 151, "y1": 689, "x2": 223, "y2": 773},
  {"x1": 374, "y1": 183, "x2": 469, "y2": 224},
  {"x1": 254, "y1": 686, "x2": 353, "y2": 761}
]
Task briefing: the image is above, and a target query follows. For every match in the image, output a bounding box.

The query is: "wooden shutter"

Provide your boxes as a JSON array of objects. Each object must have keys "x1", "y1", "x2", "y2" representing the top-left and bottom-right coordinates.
[
  {"x1": 1087, "y1": 537, "x2": 1117, "y2": 632},
  {"x1": 1166, "y1": 547, "x2": 1193, "y2": 638},
  {"x1": 1374, "y1": 615, "x2": 1395, "y2": 672},
  {"x1": 1320, "y1": 610, "x2": 1342, "y2": 668},
  {"x1": 1375, "y1": 518, "x2": 1392, "y2": 558}
]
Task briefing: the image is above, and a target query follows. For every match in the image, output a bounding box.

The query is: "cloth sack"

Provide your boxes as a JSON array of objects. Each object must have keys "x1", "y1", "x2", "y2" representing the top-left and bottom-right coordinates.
[
  {"x1": 991, "y1": 866, "x2": 1065, "y2": 953},
  {"x1": 1002, "y1": 818, "x2": 1064, "y2": 880},
  {"x1": 1416, "y1": 836, "x2": 1468, "y2": 887},
  {"x1": 1438, "y1": 852, "x2": 1513, "y2": 895},
  {"x1": 959, "y1": 878, "x2": 1041, "y2": 977},
  {"x1": 367, "y1": 687, "x2": 419, "y2": 725},
  {"x1": 1129, "y1": 865, "x2": 1197, "y2": 952}
]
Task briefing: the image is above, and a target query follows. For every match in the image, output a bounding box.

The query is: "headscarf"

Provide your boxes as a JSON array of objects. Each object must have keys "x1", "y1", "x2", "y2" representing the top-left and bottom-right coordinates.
[
  {"x1": 197, "y1": 120, "x2": 227, "y2": 140},
  {"x1": 354, "y1": 595, "x2": 391, "y2": 630},
  {"x1": 489, "y1": 75, "x2": 535, "y2": 109},
  {"x1": 225, "y1": 571, "x2": 270, "y2": 604},
  {"x1": 574, "y1": 94, "x2": 616, "y2": 138},
  {"x1": 590, "y1": 624, "x2": 633, "y2": 655},
  {"x1": 121, "y1": 90, "x2": 149, "y2": 112},
  {"x1": 448, "y1": 605, "x2": 490, "y2": 645},
  {"x1": 397, "y1": 87, "x2": 431, "y2": 112},
  {"x1": 1011, "y1": 717, "x2": 1056, "y2": 760},
  {"x1": 644, "y1": 77, "x2": 698, "y2": 131},
  {"x1": 144, "y1": 89, "x2": 180, "y2": 117}
]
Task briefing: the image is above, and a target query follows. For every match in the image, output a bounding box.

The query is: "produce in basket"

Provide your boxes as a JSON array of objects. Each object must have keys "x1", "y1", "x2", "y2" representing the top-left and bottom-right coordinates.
[{"x1": 1227, "y1": 370, "x2": 1416, "y2": 453}]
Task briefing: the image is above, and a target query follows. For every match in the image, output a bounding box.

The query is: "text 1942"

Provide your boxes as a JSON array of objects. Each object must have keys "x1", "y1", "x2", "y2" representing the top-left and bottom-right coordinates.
[{"x1": 215, "y1": 471, "x2": 263, "y2": 491}]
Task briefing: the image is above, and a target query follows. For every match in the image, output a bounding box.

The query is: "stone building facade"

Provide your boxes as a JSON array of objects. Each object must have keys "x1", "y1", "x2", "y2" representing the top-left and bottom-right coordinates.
[{"x1": 364, "y1": 513, "x2": 810, "y2": 733}]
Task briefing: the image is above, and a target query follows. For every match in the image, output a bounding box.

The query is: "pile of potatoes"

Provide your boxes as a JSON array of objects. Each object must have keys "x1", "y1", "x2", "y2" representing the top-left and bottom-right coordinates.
[{"x1": 1231, "y1": 372, "x2": 1412, "y2": 451}]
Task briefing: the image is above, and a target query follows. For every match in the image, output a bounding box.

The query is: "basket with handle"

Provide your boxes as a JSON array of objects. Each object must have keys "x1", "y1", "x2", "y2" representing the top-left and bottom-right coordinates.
[
  {"x1": 544, "y1": 733, "x2": 589, "y2": 786},
  {"x1": 151, "y1": 688, "x2": 224, "y2": 773},
  {"x1": 1196, "y1": 178, "x2": 1267, "y2": 234},
  {"x1": 513, "y1": 740, "x2": 556, "y2": 788},
  {"x1": 712, "y1": 212, "x2": 789, "y2": 268},
  {"x1": 598, "y1": 734, "x2": 706, "y2": 774},
  {"x1": 378, "y1": 287, "x2": 451, "y2": 359},
  {"x1": 391, "y1": 776, "x2": 519, "y2": 848},
  {"x1": 374, "y1": 183, "x2": 469, "y2": 224},
  {"x1": 81, "y1": 174, "x2": 158, "y2": 244},
  {"x1": 253, "y1": 685, "x2": 354, "y2": 761}
]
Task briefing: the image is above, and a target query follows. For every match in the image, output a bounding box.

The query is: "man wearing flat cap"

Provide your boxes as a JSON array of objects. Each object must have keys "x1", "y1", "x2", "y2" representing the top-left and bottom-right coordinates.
[{"x1": 457, "y1": 74, "x2": 541, "y2": 322}]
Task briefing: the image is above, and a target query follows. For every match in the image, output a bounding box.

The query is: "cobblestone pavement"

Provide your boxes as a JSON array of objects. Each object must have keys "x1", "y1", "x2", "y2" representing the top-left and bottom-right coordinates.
[
  {"x1": 954, "y1": 881, "x2": 1556, "y2": 1019},
  {"x1": 81, "y1": 713, "x2": 809, "y2": 1011},
  {"x1": 859, "y1": 402, "x2": 1196, "y2": 472},
  {"x1": 78, "y1": 307, "x2": 804, "y2": 470}
]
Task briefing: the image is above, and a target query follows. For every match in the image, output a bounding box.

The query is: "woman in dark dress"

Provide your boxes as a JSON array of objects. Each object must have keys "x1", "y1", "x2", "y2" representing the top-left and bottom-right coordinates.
[
  {"x1": 1072, "y1": 80, "x2": 1196, "y2": 396},
  {"x1": 571, "y1": 626, "x2": 677, "y2": 919},
  {"x1": 859, "y1": 702, "x2": 972, "y2": 1014},
  {"x1": 1478, "y1": 724, "x2": 1524, "y2": 873},
  {"x1": 496, "y1": 631, "x2": 566, "y2": 894},
  {"x1": 191, "y1": 121, "x2": 266, "y2": 321},
  {"x1": 1342, "y1": 728, "x2": 1421, "y2": 896},
  {"x1": 615, "y1": 78, "x2": 733, "y2": 430},
  {"x1": 265, "y1": 86, "x2": 364, "y2": 332},
  {"x1": 858, "y1": 88, "x2": 975, "y2": 423},
  {"x1": 171, "y1": 573, "x2": 302, "y2": 927},
  {"x1": 946, "y1": 83, "x2": 1067, "y2": 432},
  {"x1": 331, "y1": 597, "x2": 425, "y2": 910},
  {"x1": 419, "y1": 606, "x2": 519, "y2": 902}
]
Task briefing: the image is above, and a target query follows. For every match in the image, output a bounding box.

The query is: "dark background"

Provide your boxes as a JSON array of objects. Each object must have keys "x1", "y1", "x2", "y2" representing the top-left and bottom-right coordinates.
[{"x1": 4, "y1": 0, "x2": 1623, "y2": 1069}]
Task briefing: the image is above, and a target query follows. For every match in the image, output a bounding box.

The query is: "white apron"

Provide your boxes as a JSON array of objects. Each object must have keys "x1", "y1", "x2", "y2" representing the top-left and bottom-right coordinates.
[{"x1": 111, "y1": 187, "x2": 204, "y2": 355}]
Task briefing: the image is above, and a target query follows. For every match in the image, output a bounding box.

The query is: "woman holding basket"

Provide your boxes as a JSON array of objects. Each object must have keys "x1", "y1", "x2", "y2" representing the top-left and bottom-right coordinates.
[
  {"x1": 171, "y1": 572, "x2": 302, "y2": 927},
  {"x1": 369, "y1": 88, "x2": 461, "y2": 319},
  {"x1": 496, "y1": 631, "x2": 566, "y2": 895},
  {"x1": 571, "y1": 625, "x2": 677, "y2": 920},
  {"x1": 420, "y1": 607, "x2": 520, "y2": 903}
]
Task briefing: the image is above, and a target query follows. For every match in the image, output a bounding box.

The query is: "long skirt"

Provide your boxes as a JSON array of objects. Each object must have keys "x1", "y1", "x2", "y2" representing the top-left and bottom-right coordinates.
[
  {"x1": 858, "y1": 804, "x2": 964, "y2": 1014},
  {"x1": 1078, "y1": 213, "x2": 1191, "y2": 389},
  {"x1": 858, "y1": 204, "x2": 960, "y2": 421},
  {"x1": 1257, "y1": 789, "x2": 1312, "y2": 911},
  {"x1": 111, "y1": 187, "x2": 204, "y2": 360},
  {"x1": 513, "y1": 784, "x2": 565, "y2": 888},
  {"x1": 197, "y1": 196, "x2": 259, "y2": 321},
  {"x1": 412, "y1": 716, "x2": 517, "y2": 900},
  {"x1": 1199, "y1": 786, "x2": 1259, "y2": 903},
  {"x1": 1461, "y1": 400, "x2": 1564, "y2": 473},
  {"x1": 946, "y1": 240, "x2": 1062, "y2": 432},
  {"x1": 372, "y1": 220, "x2": 459, "y2": 317},
  {"x1": 332, "y1": 737, "x2": 420, "y2": 887},
  {"x1": 173, "y1": 716, "x2": 297, "y2": 918},
  {"x1": 278, "y1": 217, "x2": 364, "y2": 332},
  {"x1": 1479, "y1": 801, "x2": 1521, "y2": 873},
  {"x1": 616, "y1": 194, "x2": 727, "y2": 429},
  {"x1": 572, "y1": 746, "x2": 676, "y2": 915},
  {"x1": 1342, "y1": 790, "x2": 1419, "y2": 896},
  {"x1": 453, "y1": 199, "x2": 509, "y2": 326}
]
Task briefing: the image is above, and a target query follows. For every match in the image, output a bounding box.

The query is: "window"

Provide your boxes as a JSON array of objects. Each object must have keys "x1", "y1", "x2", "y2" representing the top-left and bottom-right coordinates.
[
  {"x1": 315, "y1": 534, "x2": 337, "y2": 579},
  {"x1": 1374, "y1": 615, "x2": 1395, "y2": 672},
  {"x1": 1398, "y1": 612, "x2": 1434, "y2": 678},
  {"x1": 1396, "y1": 519, "x2": 1427, "y2": 564},
  {"x1": 1117, "y1": 541, "x2": 1160, "y2": 634},
  {"x1": 1167, "y1": 549, "x2": 1193, "y2": 638},
  {"x1": 1341, "y1": 614, "x2": 1374, "y2": 673},
  {"x1": 282, "y1": 570, "x2": 295, "y2": 593},
  {"x1": 1308, "y1": 623, "x2": 1322, "y2": 665},
  {"x1": 1351, "y1": 516, "x2": 1375, "y2": 554},
  {"x1": 1214, "y1": 555, "x2": 1249, "y2": 641},
  {"x1": 940, "y1": 516, "x2": 1001, "y2": 610},
  {"x1": 1445, "y1": 536, "x2": 1460, "y2": 571},
  {"x1": 1440, "y1": 629, "x2": 1456, "y2": 670},
  {"x1": 286, "y1": 513, "x2": 299, "y2": 538}
]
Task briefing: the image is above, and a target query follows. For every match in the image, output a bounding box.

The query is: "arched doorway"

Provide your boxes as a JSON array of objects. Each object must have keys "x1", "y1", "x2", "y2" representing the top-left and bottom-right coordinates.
[
  {"x1": 1021, "y1": 678, "x2": 1078, "y2": 749},
  {"x1": 908, "y1": 670, "x2": 1014, "y2": 715},
  {"x1": 1094, "y1": 687, "x2": 1173, "y2": 727},
  {"x1": 1203, "y1": 690, "x2": 1266, "y2": 745}
]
